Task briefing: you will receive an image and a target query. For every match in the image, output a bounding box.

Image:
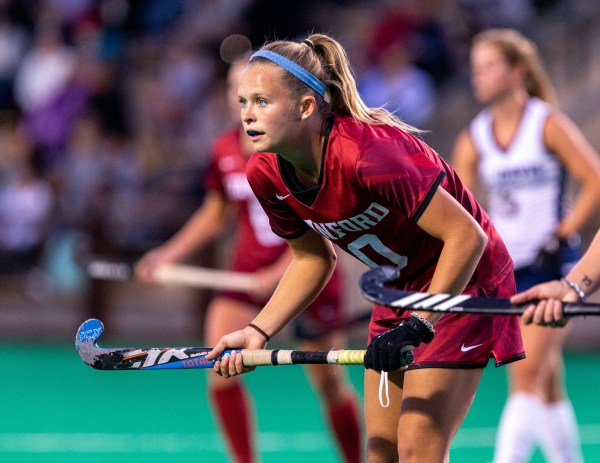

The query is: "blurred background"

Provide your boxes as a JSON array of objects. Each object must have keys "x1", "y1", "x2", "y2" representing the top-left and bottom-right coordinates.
[{"x1": 1, "y1": 0, "x2": 600, "y2": 462}]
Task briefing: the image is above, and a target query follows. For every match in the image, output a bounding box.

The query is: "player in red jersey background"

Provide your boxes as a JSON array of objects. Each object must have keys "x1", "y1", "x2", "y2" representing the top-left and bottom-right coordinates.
[
  {"x1": 137, "y1": 55, "x2": 362, "y2": 463},
  {"x1": 207, "y1": 34, "x2": 524, "y2": 462}
]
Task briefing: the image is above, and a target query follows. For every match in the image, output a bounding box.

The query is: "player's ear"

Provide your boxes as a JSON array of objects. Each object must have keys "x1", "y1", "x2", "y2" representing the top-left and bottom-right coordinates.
[
  {"x1": 511, "y1": 62, "x2": 527, "y2": 85},
  {"x1": 299, "y1": 95, "x2": 317, "y2": 120}
]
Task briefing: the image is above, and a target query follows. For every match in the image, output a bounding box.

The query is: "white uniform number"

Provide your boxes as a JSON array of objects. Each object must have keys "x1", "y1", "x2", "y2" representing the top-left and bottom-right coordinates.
[{"x1": 347, "y1": 234, "x2": 407, "y2": 269}]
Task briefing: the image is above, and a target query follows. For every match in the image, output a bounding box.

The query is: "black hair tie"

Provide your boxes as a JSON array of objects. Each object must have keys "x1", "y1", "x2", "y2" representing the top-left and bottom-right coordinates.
[{"x1": 302, "y1": 39, "x2": 316, "y2": 50}]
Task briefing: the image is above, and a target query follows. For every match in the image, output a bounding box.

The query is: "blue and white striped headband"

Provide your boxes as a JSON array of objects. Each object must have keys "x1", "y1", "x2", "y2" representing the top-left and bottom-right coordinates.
[{"x1": 250, "y1": 49, "x2": 329, "y2": 102}]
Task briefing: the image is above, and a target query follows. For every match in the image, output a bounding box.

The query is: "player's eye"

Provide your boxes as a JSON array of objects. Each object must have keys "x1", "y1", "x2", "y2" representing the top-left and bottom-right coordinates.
[
  {"x1": 257, "y1": 98, "x2": 268, "y2": 106},
  {"x1": 238, "y1": 97, "x2": 247, "y2": 107}
]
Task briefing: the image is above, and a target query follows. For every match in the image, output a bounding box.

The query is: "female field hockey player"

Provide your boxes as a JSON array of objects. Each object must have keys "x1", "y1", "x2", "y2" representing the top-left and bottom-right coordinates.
[
  {"x1": 136, "y1": 55, "x2": 362, "y2": 463},
  {"x1": 515, "y1": 227, "x2": 600, "y2": 326},
  {"x1": 452, "y1": 28, "x2": 600, "y2": 463},
  {"x1": 206, "y1": 33, "x2": 524, "y2": 463}
]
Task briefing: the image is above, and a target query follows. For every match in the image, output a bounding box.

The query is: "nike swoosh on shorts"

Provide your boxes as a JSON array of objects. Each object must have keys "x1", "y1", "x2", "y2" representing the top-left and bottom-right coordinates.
[{"x1": 460, "y1": 343, "x2": 483, "y2": 352}]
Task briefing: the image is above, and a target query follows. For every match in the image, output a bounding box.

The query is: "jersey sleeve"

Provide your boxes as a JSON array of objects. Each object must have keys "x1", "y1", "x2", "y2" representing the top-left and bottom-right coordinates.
[
  {"x1": 246, "y1": 154, "x2": 309, "y2": 239},
  {"x1": 202, "y1": 152, "x2": 225, "y2": 194},
  {"x1": 356, "y1": 134, "x2": 445, "y2": 221}
]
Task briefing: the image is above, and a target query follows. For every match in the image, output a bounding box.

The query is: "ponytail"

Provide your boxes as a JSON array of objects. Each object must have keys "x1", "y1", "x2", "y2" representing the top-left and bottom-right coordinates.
[{"x1": 249, "y1": 33, "x2": 420, "y2": 133}]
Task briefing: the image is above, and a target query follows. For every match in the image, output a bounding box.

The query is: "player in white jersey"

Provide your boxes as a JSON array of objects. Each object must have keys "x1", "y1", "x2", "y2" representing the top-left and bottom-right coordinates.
[
  {"x1": 452, "y1": 29, "x2": 600, "y2": 463},
  {"x1": 469, "y1": 97, "x2": 564, "y2": 271}
]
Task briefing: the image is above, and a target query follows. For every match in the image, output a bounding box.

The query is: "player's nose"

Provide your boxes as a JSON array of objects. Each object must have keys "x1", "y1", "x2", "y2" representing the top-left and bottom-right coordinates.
[{"x1": 241, "y1": 104, "x2": 256, "y2": 124}]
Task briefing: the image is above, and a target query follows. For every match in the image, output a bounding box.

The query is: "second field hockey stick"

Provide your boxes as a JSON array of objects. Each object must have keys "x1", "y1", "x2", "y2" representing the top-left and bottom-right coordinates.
[
  {"x1": 76, "y1": 318, "x2": 413, "y2": 371},
  {"x1": 86, "y1": 258, "x2": 256, "y2": 292},
  {"x1": 360, "y1": 266, "x2": 600, "y2": 316}
]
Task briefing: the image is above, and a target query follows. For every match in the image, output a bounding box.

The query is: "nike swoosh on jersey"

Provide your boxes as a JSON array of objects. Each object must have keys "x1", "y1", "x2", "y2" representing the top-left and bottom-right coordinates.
[
  {"x1": 460, "y1": 343, "x2": 483, "y2": 352},
  {"x1": 276, "y1": 193, "x2": 291, "y2": 200}
]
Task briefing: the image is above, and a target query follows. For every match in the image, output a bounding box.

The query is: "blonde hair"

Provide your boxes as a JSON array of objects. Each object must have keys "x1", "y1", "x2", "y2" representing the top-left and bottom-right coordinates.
[
  {"x1": 472, "y1": 28, "x2": 558, "y2": 106},
  {"x1": 249, "y1": 33, "x2": 419, "y2": 133}
]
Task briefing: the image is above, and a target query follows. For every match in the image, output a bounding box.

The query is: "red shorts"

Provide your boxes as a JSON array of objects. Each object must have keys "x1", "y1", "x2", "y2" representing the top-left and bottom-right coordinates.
[
  {"x1": 368, "y1": 273, "x2": 525, "y2": 369},
  {"x1": 219, "y1": 267, "x2": 343, "y2": 340}
]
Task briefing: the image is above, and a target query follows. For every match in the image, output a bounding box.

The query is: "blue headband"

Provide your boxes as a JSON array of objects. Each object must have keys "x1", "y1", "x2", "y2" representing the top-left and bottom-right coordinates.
[{"x1": 250, "y1": 49, "x2": 326, "y2": 98}]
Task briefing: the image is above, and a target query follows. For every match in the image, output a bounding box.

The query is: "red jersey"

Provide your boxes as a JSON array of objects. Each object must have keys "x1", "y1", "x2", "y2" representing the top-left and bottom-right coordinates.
[
  {"x1": 246, "y1": 115, "x2": 513, "y2": 293},
  {"x1": 247, "y1": 116, "x2": 523, "y2": 366}
]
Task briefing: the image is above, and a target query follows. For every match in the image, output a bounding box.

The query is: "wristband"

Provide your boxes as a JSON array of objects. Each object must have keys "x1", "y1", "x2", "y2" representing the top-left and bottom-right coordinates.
[
  {"x1": 247, "y1": 323, "x2": 271, "y2": 342},
  {"x1": 410, "y1": 311, "x2": 435, "y2": 335},
  {"x1": 406, "y1": 312, "x2": 435, "y2": 343},
  {"x1": 561, "y1": 278, "x2": 586, "y2": 302}
]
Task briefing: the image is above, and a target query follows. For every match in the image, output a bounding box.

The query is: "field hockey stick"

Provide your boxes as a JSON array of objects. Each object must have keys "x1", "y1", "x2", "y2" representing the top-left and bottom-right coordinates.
[
  {"x1": 360, "y1": 266, "x2": 600, "y2": 316},
  {"x1": 76, "y1": 318, "x2": 416, "y2": 371},
  {"x1": 86, "y1": 258, "x2": 256, "y2": 292}
]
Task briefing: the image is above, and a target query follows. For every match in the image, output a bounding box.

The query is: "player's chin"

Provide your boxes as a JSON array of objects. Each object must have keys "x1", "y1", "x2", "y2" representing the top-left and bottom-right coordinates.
[
  {"x1": 252, "y1": 140, "x2": 273, "y2": 153},
  {"x1": 472, "y1": 87, "x2": 495, "y2": 104}
]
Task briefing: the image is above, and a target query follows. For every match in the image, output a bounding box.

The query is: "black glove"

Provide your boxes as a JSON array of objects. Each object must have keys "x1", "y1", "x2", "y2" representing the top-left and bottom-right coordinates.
[{"x1": 364, "y1": 314, "x2": 435, "y2": 371}]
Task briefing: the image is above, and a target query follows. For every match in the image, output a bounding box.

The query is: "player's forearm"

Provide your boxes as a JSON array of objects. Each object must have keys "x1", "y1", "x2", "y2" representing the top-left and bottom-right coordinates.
[
  {"x1": 424, "y1": 226, "x2": 488, "y2": 324},
  {"x1": 565, "y1": 229, "x2": 600, "y2": 298},
  {"x1": 161, "y1": 198, "x2": 228, "y2": 260},
  {"x1": 250, "y1": 253, "x2": 336, "y2": 339},
  {"x1": 557, "y1": 181, "x2": 600, "y2": 237},
  {"x1": 165, "y1": 215, "x2": 222, "y2": 258},
  {"x1": 255, "y1": 248, "x2": 294, "y2": 286}
]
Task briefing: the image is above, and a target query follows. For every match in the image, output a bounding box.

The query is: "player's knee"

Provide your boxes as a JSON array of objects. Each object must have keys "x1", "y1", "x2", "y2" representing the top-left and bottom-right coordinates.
[
  {"x1": 395, "y1": 424, "x2": 449, "y2": 463},
  {"x1": 511, "y1": 364, "x2": 548, "y2": 392},
  {"x1": 308, "y1": 366, "x2": 347, "y2": 401},
  {"x1": 314, "y1": 375, "x2": 342, "y2": 399},
  {"x1": 397, "y1": 440, "x2": 432, "y2": 463},
  {"x1": 366, "y1": 437, "x2": 398, "y2": 463}
]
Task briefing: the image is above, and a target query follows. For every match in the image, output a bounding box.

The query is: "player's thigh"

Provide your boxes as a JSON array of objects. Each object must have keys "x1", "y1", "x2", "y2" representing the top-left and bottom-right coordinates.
[
  {"x1": 509, "y1": 322, "x2": 570, "y2": 393},
  {"x1": 364, "y1": 369, "x2": 404, "y2": 448},
  {"x1": 520, "y1": 322, "x2": 570, "y2": 360},
  {"x1": 399, "y1": 368, "x2": 482, "y2": 451},
  {"x1": 204, "y1": 296, "x2": 259, "y2": 346},
  {"x1": 299, "y1": 333, "x2": 351, "y2": 399}
]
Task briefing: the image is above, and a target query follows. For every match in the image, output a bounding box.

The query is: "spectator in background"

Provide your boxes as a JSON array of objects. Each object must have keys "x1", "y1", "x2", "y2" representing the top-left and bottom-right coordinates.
[
  {"x1": 0, "y1": 7, "x2": 28, "y2": 111},
  {"x1": 83, "y1": 58, "x2": 128, "y2": 140},
  {"x1": 460, "y1": 0, "x2": 534, "y2": 33},
  {"x1": 0, "y1": 119, "x2": 53, "y2": 275},
  {"x1": 357, "y1": 0, "x2": 455, "y2": 128},
  {"x1": 375, "y1": 0, "x2": 453, "y2": 86},
  {"x1": 100, "y1": 132, "x2": 144, "y2": 252},
  {"x1": 22, "y1": 52, "x2": 101, "y2": 168},
  {"x1": 452, "y1": 28, "x2": 600, "y2": 463},
  {"x1": 242, "y1": 0, "x2": 326, "y2": 48},
  {"x1": 161, "y1": 34, "x2": 215, "y2": 115},
  {"x1": 359, "y1": 23, "x2": 436, "y2": 128},
  {"x1": 13, "y1": 24, "x2": 75, "y2": 114},
  {"x1": 13, "y1": 23, "x2": 91, "y2": 167},
  {"x1": 52, "y1": 112, "x2": 106, "y2": 228}
]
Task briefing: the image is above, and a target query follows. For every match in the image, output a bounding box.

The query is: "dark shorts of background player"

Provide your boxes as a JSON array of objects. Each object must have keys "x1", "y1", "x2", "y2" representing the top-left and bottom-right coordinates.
[
  {"x1": 217, "y1": 269, "x2": 343, "y2": 341},
  {"x1": 368, "y1": 272, "x2": 525, "y2": 370},
  {"x1": 515, "y1": 237, "x2": 582, "y2": 292}
]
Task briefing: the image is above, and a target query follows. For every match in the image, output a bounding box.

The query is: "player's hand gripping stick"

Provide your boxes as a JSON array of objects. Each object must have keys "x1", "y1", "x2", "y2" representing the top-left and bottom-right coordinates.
[{"x1": 364, "y1": 313, "x2": 434, "y2": 371}]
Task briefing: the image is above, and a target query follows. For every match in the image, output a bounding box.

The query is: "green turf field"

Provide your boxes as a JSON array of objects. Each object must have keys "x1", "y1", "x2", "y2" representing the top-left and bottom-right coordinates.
[{"x1": 2, "y1": 343, "x2": 599, "y2": 462}]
